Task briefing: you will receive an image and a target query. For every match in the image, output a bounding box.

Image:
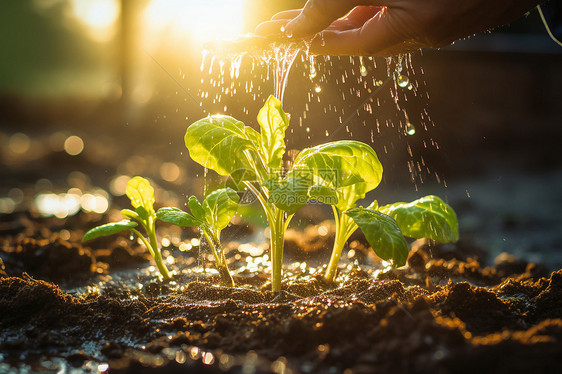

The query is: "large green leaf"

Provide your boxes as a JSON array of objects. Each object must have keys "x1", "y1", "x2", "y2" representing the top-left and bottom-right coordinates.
[
  {"x1": 126, "y1": 176, "x2": 155, "y2": 215},
  {"x1": 257, "y1": 95, "x2": 289, "y2": 171},
  {"x1": 185, "y1": 115, "x2": 260, "y2": 180},
  {"x1": 202, "y1": 188, "x2": 240, "y2": 230},
  {"x1": 378, "y1": 195, "x2": 459, "y2": 243},
  {"x1": 291, "y1": 141, "x2": 383, "y2": 210},
  {"x1": 345, "y1": 208, "x2": 409, "y2": 267},
  {"x1": 264, "y1": 176, "x2": 311, "y2": 214},
  {"x1": 156, "y1": 207, "x2": 201, "y2": 227},
  {"x1": 308, "y1": 184, "x2": 338, "y2": 205},
  {"x1": 82, "y1": 220, "x2": 138, "y2": 242}
]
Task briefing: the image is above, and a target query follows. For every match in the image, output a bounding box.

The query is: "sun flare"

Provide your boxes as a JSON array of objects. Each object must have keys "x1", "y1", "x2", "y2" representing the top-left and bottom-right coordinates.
[
  {"x1": 70, "y1": 0, "x2": 119, "y2": 42},
  {"x1": 144, "y1": 0, "x2": 245, "y2": 46}
]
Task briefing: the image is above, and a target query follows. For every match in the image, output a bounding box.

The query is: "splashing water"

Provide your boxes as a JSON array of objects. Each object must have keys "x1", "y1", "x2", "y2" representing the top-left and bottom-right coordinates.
[
  {"x1": 201, "y1": 35, "x2": 305, "y2": 105},
  {"x1": 197, "y1": 35, "x2": 446, "y2": 192}
]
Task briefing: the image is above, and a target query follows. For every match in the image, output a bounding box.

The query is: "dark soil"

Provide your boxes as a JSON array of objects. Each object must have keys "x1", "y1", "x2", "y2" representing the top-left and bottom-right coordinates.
[{"x1": 1, "y1": 212, "x2": 561, "y2": 374}]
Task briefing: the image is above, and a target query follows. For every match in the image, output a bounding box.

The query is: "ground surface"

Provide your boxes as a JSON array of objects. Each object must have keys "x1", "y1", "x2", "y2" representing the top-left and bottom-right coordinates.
[{"x1": 1, "y1": 209, "x2": 562, "y2": 374}]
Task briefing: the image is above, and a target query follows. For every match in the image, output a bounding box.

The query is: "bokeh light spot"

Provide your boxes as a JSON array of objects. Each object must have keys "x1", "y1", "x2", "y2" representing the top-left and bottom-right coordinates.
[
  {"x1": 160, "y1": 162, "x2": 180, "y2": 182},
  {"x1": 9, "y1": 133, "x2": 31, "y2": 154},
  {"x1": 8, "y1": 188, "x2": 24, "y2": 204},
  {"x1": 64, "y1": 136, "x2": 84, "y2": 156},
  {"x1": 0, "y1": 198, "x2": 16, "y2": 214},
  {"x1": 110, "y1": 175, "x2": 131, "y2": 196}
]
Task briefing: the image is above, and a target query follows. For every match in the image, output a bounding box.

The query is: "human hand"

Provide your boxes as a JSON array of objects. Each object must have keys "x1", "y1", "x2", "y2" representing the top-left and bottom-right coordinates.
[{"x1": 255, "y1": 0, "x2": 544, "y2": 56}]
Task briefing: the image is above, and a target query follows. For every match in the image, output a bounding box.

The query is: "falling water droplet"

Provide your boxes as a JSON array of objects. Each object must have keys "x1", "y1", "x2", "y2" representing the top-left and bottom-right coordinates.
[
  {"x1": 314, "y1": 85, "x2": 322, "y2": 93},
  {"x1": 129, "y1": 233, "x2": 134, "y2": 241},
  {"x1": 310, "y1": 65, "x2": 317, "y2": 79},
  {"x1": 200, "y1": 50, "x2": 209, "y2": 72},
  {"x1": 325, "y1": 130, "x2": 329, "y2": 136},
  {"x1": 307, "y1": 54, "x2": 318, "y2": 80},
  {"x1": 319, "y1": 32, "x2": 326, "y2": 46},
  {"x1": 375, "y1": 79, "x2": 383, "y2": 86},
  {"x1": 407, "y1": 83, "x2": 413, "y2": 90},
  {"x1": 359, "y1": 56, "x2": 368, "y2": 77},
  {"x1": 397, "y1": 74, "x2": 410, "y2": 88},
  {"x1": 406, "y1": 122, "x2": 416, "y2": 135},
  {"x1": 360, "y1": 65, "x2": 368, "y2": 77}
]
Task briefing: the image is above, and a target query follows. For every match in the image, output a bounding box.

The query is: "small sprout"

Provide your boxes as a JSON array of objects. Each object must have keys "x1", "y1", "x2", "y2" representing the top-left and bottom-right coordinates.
[
  {"x1": 157, "y1": 188, "x2": 240, "y2": 287},
  {"x1": 185, "y1": 96, "x2": 296, "y2": 291},
  {"x1": 184, "y1": 96, "x2": 460, "y2": 288},
  {"x1": 83, "y1": 176, "x2": 171, "y2": 280},
  {"x1": 292, "y1": 141, "x2": 459, "y2": 281}
]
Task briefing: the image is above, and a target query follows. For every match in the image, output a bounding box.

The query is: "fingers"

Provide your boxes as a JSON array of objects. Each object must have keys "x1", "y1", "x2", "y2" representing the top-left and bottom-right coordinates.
[
  {"x1": 308, "y1": 13, "x2": 413, "y2": 56},
  {"x1": 271, "y1": 9, "x2": 302, "y2": 21},
  {"x1": 284, "y1": 0, "x2": 383, "y2": 38},
  {"x1": 325, "y1": 19, "x2": 362, "y2": 31},
  {"x1": 255, "y1": 9, "x2": 302, "y2": 36},
  {"x1": 343, "y1": 6, "x2": 381, "y2": 24},
  {"x1": 255, "y1": 19, "x2": 290, "y2": 36},
  {"x1": 256, "y1": 17, "x2": 364, "y2": 37}
]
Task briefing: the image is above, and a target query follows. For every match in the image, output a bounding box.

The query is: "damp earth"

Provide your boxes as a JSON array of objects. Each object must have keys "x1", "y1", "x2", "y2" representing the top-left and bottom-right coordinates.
[{"x1": 1, "y1": 203, "x2": 562, "y2": 373}]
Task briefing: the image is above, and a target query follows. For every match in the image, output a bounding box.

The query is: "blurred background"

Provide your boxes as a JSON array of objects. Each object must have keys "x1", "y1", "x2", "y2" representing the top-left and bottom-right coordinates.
[{"x1": 1, "y1": 0, "x2": 561, "y2": 266}]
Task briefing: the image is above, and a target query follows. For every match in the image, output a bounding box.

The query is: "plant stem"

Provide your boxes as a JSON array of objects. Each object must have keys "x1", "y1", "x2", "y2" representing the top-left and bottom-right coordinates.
[
  {"x1": 130, "y1": 228, "x2": 155, "y2": 258},
  {"x1": 324, "y1": 207, "x2": 357, "y2": 283},
  {"x1": 146, "y1": 217, "x2": 171, "y2": 280},
  {"x1": 269, "y1": 207, "x2": 287, "y2": 292},
  {"x1": 243, "y1": 181, "x2": 291, "y2": 292},
  {"x1": 202, "y1": 229, "x2": 235, "y2": 287}
]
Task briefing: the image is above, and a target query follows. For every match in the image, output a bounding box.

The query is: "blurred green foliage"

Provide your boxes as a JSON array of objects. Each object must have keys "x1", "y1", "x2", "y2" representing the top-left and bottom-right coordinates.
[{"x1": 0, "y1": 0, "x2": 114, "y2": 97}]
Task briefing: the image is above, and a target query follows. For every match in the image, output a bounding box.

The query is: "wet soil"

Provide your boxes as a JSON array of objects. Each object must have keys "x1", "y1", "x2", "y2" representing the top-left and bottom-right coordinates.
[{"x1": 1, "y1": 211, "x2": 561, "y2": 374}]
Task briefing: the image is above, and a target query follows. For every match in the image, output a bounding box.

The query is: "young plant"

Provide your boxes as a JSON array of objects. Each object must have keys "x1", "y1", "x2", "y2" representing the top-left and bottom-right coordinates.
[
  {"x1": 184, "y1": 95, "x2": 296, "y2": 291},
  {"x1": 156, "y1": 188, "x2": 239, "y2": 287},
  {"x1": 82, "y1": 176, "x2": 171, "y2": 279},
  {"x1": 289, "y1": 142, "x2": 459, "y2": 282},
  {"x1": 184, "y1": 95, "x2": 459, "y2": 288}
]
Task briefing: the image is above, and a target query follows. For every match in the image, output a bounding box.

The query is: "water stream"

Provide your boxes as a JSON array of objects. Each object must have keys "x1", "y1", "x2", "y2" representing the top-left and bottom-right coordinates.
[{"x1": 196, "y1": 35, "x2": 447, "y2": 201}]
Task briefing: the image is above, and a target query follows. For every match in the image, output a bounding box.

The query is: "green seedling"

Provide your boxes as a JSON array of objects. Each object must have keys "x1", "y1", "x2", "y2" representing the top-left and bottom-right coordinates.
[
  {"x1": 156, "y1": 188, "x2": 239, "y2": 287},
  {"x1": 185, "y1": 95, "x2": 297, "y2": 291},
  {"x1": 288, "y1": 141, "x2": 459, "y2": 281},
  {"x1": 83, "y1": 176, "x2": 171, "y2": 279},
  {"x1": 184, "y1": 95, "x2": 459, "y2": 289}
]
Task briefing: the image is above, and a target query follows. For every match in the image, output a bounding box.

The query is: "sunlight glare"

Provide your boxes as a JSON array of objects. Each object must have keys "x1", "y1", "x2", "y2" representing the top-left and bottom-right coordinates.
[
  {"x1": 70, "y1": 0, "x2": 119, "y2": 42},
  {"x1": 144, "y1": 0, "x2": 245, "y2": 46}
]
